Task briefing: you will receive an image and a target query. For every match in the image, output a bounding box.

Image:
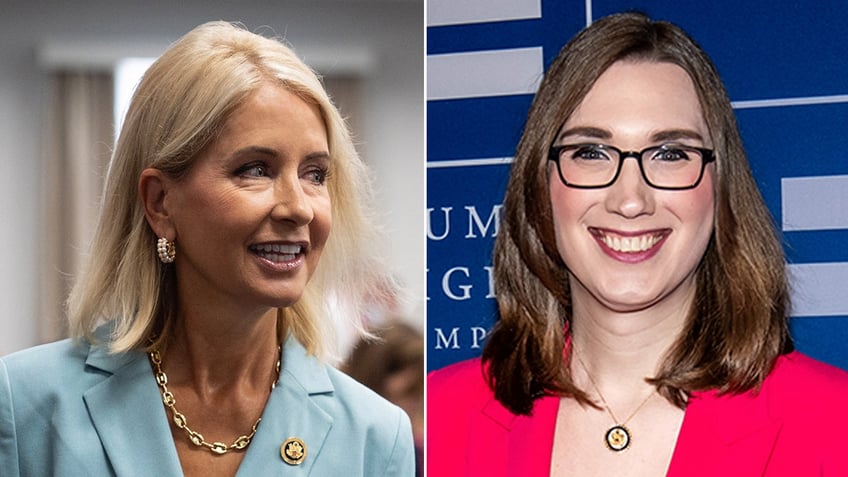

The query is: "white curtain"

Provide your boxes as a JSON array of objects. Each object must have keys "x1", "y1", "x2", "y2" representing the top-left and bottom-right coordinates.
[
  {"x1": 324, "y1": 75, "x2": 365, "y2": 159},
  {"x1": 38, "y1": 71, "x2": 113, "y2": 343}
]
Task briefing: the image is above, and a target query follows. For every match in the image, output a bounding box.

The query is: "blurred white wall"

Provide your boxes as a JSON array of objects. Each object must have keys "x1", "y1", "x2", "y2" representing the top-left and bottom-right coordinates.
[{"x1": 0, "y1": 0, "x2": 424, "y2": 354}]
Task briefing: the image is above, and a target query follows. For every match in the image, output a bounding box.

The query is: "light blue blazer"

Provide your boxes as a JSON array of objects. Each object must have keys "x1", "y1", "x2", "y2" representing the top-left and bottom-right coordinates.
[{"x1": 0, "y1": 336, "x2": 415, "y2": 476}]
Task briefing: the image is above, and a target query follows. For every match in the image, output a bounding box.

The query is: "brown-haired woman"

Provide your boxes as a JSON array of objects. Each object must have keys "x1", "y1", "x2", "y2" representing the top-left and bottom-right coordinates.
[{"x1": 428, "y1": 12, "x2": 848, "y2": 477}]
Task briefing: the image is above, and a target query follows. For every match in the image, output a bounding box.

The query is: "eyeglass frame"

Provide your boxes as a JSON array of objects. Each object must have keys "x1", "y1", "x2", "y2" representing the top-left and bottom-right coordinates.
[{"x1": 547, "y1": 143, "x2": 716, "y2": 190}]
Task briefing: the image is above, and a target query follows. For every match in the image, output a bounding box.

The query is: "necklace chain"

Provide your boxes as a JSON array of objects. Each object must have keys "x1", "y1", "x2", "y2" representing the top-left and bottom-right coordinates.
[
  {"x1": 148, "y1": 345, "x2": 281, "y2": 455},
  {"x1": 574, "y1": 350, "x2": 654, "y2": 451}
]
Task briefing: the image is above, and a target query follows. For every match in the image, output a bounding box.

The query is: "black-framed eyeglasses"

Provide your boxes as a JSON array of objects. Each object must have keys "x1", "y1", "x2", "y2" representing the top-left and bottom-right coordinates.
[{"x1": 548, "y1": 143, "x2": 715, "y2": 190}]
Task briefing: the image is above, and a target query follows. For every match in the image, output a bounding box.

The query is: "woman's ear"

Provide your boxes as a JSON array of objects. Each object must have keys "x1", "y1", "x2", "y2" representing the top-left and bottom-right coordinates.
[{"x1": 139, "y1": 168, "x2": 175, "y2": 239}]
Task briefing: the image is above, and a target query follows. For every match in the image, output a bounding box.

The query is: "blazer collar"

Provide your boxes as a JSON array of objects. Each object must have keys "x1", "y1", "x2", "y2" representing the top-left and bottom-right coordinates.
[
  {"x1": 236, "y1": 337, "x2": 334, "y2": 475},
  {"x1": 667, "y1": 385, "x2": 782, "y2": 476},
  {"x1": 475, "y1": 376, "x2": 784, "y2": 477},
  {"x1": 82, "y1": 336, "x2": 336, "y2": 476},
  {"x1": 83, "y1": 343, "x2": 184, "y2": 476},
  {"x1": 479, "y1": 393, "x2": 560, "y2": 477}
]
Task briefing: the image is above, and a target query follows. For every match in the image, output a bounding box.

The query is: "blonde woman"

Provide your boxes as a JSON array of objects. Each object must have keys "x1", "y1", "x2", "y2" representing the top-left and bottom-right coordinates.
[{"x1": 1, "y1": 21, "x2": 414, "y2": 476}]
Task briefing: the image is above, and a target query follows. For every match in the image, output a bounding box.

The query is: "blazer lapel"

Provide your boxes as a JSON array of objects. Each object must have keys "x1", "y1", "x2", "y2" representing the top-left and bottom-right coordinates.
[
  {"x1": 82, "y1": 345, "x2": 183, "y2": 476},
  {"x1": 667, "y1": 388, "x2": 782, "y2": 476},
  {"x1": 237, "y1": 338, "x2": 333, "y2": 476},
  {"x1": 506, "y1": 395, "x2": 559, "y2": 477},
  {"x1": 475, "y1": 393, "x2": 559, "y2": 477}
]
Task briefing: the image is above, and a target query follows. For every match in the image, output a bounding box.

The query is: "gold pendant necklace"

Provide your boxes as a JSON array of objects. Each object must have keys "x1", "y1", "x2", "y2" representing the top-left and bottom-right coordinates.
[
  {"x1": 574, "y1": 352, "x2": 654, "y2": 452},
  {"x1": 148, "y1": 345, "x2": 282, "y2": 455}
]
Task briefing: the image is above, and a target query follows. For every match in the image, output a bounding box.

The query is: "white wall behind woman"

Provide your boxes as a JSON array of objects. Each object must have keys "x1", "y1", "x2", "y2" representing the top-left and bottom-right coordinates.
[{"x1": 0, "y1": 0, "x2": 424, "y2": 354}]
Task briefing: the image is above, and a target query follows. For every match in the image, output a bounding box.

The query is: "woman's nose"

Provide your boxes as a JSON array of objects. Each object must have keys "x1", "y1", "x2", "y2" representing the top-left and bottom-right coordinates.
[
  {"x1": 270, "y1": 175, "x2": 314, "y2": 225},
  {"x1": 604, "y1": 158, "x2": 655, "y2": 218}
]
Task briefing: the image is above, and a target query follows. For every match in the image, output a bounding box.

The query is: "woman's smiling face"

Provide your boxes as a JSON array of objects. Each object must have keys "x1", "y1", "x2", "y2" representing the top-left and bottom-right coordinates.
[
  {"x1": 164, "y1": 83, "x2": 332, "y2": 313},
  {"x1": 549, "y1": 60, "x2": 716, "y2": 315}
]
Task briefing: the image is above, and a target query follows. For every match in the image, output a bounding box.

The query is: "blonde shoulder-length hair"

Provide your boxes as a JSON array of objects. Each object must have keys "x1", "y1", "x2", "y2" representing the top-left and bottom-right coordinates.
[{"x1": 67, "y1": 21, "x2": 390, "y2": 360}]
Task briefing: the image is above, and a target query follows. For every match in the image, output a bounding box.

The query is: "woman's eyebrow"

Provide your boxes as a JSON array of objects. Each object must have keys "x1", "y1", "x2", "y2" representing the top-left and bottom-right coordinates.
[
  {"x1": 557, "y1": 126, "x2": 611, "y2": 141},
  {"x1": 229, "y1": 145, "x2": 278, "y2": 159},
  {"x1": 305, "y1": 151, "x2": 331, "y2": 161},
  {"x1": 227, "y1": 147, "x2": 331, "y2": 162},
  {"x1": 557, "y1": 127, "x2": 706, "y2": 145},
  {"x1": 650, "y1": 129, "x2": 705, "y2": 143}
]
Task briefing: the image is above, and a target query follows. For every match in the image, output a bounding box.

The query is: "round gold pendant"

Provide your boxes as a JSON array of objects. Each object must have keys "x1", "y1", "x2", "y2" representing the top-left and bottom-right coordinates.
[{"x1": 605, "y1": 425, "x2": 631, "y2": 452}]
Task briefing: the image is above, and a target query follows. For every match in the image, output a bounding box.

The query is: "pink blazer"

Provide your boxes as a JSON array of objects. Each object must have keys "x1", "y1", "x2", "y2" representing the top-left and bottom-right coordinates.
[{"x1": 427, "y1": 351, "x2": 848, "y2": 476}]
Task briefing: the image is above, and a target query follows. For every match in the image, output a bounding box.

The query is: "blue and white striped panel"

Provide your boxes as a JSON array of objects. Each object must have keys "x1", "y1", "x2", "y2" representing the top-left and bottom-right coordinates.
[
  {"x1": 782, "y1": 173, "x2": 848, "y2": 317},
  {"x1": 428, "y1": 0, "x2": 541, "y2": 27}
]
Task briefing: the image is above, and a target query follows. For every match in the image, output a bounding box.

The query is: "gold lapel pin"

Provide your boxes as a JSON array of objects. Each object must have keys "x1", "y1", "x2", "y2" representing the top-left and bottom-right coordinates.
[{"x1": 281, "y1": 437, "x2": 307, "y2": 465}]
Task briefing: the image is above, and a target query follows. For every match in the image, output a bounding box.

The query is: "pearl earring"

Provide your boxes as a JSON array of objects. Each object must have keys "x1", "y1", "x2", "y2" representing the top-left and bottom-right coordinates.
[{"x1": 157, "y1": 237, "x2": 175, "y2": 263}]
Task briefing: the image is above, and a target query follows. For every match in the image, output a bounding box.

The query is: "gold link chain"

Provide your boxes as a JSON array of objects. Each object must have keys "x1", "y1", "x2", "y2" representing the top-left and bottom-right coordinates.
[{"x1": 148, "y1": 347, "x2": 280, "y2": 455}]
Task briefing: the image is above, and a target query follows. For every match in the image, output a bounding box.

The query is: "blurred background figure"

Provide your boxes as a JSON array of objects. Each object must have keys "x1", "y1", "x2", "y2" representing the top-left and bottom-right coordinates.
[{"x1": 344, "y1": 321, "x2": 425, "y2": 476}]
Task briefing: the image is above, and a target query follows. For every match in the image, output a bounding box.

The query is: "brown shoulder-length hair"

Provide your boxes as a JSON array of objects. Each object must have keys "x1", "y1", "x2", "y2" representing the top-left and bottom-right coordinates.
[{"x1": 482, "y1": 12, "x2": 793, "y2": 415}]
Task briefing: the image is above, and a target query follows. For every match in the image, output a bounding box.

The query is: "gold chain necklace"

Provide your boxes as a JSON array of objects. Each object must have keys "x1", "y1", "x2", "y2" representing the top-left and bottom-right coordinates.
[
  {"x1": 574, "y1": 351, "x2": 655, "y2": 452},
  {"x1": 148, "y1": 345, "x2": 281, "y2": 455}
]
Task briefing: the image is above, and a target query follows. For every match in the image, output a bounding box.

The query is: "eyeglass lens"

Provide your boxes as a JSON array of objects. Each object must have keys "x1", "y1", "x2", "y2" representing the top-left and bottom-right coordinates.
[{"x1": 555, "y1": 144, "x2": 708, "y2": 189}]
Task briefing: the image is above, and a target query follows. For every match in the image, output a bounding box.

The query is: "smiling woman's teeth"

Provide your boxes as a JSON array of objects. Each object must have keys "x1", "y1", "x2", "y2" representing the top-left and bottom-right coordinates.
[
  {"x1": 251, "y1": 244, "x2": 302, "y2": 262},
  {"x1": 601, "y1": 234, "x2": 660, "y2": 253}
]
